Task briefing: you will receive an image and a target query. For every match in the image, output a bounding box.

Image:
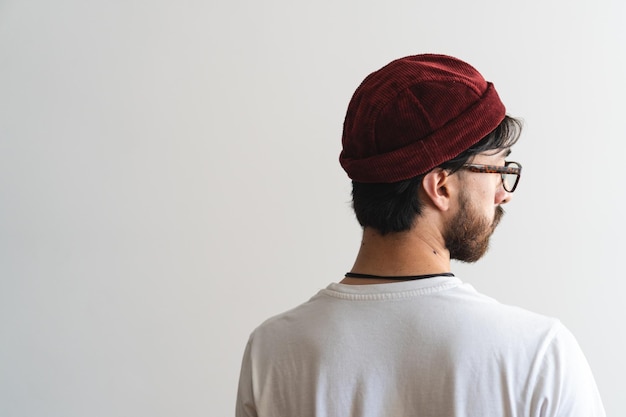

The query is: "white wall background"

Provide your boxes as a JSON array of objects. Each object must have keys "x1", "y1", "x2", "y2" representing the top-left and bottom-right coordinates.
[{"x1": 1, "y1": 0, "x2": 624, "y2": 416}]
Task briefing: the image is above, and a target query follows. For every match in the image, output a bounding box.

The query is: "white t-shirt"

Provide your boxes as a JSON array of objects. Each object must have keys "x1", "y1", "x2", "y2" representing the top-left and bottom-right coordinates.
[{"x1": 236, "y1": 276, "x2": 605, "y2": 417}]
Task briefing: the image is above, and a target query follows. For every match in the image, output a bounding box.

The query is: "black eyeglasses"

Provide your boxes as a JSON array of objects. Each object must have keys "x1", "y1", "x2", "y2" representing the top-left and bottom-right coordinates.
[{"x1": 462, "y1": 161, "x2": 522, "y2": 193}]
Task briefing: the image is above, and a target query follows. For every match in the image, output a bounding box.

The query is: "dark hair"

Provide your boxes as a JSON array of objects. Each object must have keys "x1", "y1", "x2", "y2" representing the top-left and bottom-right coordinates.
[{"x1": 351, "y1": 115, "x2": 523, "y2": 235}]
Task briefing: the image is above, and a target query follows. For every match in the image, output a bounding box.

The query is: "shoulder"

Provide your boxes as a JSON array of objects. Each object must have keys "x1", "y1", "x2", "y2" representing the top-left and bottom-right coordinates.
[
  {"x1": 246, "y1": 292, "x2": 327, "y2": 344},
  {"x1": 442, "y1": 282, "x2": 560, "y2": 334},
  {"x1": 525, "y1": 321, "x2": 606, "y2": 416}
]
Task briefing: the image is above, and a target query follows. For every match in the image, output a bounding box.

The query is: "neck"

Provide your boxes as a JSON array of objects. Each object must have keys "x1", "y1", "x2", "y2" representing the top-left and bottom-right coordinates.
[{"x1": 342, "y1": 226, "x2": 451, "y2": 285}]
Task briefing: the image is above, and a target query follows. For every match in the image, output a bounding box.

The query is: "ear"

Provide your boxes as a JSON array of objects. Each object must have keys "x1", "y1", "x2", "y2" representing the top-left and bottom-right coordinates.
[{"x1": 421, "y1": 168, "x2": 454, "y2": 212}]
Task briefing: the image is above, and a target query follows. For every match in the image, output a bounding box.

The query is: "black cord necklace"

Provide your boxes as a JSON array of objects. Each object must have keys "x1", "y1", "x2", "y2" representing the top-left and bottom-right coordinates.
[{"x1": 344, "y1": 272, "x2": 455, "y2": 281}]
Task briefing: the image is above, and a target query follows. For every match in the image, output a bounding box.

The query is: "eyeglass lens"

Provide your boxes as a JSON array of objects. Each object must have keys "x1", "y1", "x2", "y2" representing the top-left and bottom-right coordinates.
[{"x1": 502, "y1": 162, "x2": 520, "y2": 192}]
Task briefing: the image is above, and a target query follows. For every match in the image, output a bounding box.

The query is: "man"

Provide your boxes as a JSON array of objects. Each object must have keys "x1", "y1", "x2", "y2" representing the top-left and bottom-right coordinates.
[{"x1": 236, "y1": 54, "x2": 605, "y2": 416}]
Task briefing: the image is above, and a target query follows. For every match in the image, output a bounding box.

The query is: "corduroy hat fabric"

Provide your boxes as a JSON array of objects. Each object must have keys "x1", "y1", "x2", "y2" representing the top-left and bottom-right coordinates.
[{"x1": 339, "y1": 54, "x2": 506, "y2": 183}]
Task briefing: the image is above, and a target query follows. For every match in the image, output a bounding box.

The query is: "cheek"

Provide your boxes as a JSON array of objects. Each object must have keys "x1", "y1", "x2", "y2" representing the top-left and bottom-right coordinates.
[
  {"x1": 483, "y1": 177, "x2": 503, "y2": 204},
  {"x1": 463, "y1": 175, "x2": 501, "y2": 210},
  {"x1": 479, "y1": 187, "x2": 500, "y2": 214},
  {"x1": 477, "y1": 184, "x2": 498, "y2": 204}
]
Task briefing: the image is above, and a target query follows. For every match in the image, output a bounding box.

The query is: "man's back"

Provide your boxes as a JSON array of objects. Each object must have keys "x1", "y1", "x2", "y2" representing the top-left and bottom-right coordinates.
[{"x1": 236, "y1": 276, "x2": 604, "y2": 416}]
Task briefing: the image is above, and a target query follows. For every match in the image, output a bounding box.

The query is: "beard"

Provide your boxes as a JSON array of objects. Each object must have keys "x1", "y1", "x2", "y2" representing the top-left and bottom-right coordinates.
[{"x1": 444, "y1": 191, "x2": 505, "y2": 263}]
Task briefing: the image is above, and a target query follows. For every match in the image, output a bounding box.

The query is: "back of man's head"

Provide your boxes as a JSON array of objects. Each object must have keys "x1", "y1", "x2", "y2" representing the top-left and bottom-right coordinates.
[{"x1": 339, "y1": 54, "x2": 522, "y2": 234}]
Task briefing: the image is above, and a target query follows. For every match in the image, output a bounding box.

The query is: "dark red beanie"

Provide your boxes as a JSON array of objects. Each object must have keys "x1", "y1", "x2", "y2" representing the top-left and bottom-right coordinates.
[{"x1": 339, "y1": 54, "x2": 506, "y2": 183}]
